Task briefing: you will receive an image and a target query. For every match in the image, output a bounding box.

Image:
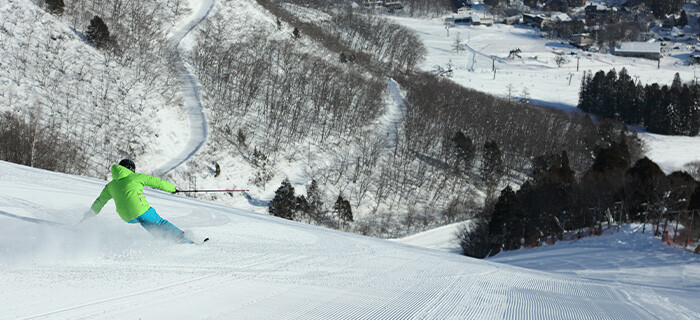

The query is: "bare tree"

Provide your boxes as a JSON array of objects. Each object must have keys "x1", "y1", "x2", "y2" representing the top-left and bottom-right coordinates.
[{"x1": 554, "y1": 55, "x2": 570, "y2": 68}]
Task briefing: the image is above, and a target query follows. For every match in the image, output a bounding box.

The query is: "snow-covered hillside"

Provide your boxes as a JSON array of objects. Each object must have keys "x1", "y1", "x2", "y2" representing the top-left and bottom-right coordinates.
[
  {"x1": 1, "y1": 160, "x2": 699, "y2": 319},
  {"x1": 0, "y1": 0, "x2": 190, "y2": 176}
]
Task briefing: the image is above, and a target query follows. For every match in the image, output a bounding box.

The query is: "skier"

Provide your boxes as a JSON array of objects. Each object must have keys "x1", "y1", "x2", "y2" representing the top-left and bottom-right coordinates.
[{"x1": 84, "y1": 159, "x2": 194, "y2": 244}]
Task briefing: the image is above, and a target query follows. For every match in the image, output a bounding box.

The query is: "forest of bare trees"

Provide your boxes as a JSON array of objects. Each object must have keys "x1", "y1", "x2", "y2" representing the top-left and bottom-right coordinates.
[
  {"x1": 184, "y1": 0, "x2": 641, "y2": 238},
  {"x1": 1, "y1": 0, "x2": 187, "y2": 175}
]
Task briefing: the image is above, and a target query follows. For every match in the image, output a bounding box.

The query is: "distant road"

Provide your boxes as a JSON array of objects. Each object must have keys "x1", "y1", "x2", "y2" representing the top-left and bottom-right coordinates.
[{"x1": 154, "y1": 0, "x2": 215, "y2": 176}]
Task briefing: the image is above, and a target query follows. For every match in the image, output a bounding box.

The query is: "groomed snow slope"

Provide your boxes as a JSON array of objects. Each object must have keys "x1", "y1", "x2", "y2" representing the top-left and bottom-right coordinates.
[
  {"x1": 0, "y1": 161, "x2": 698, "y2": 319},
  {"x1": 397, "y1": 222, "x2": 700, "y2": 319}
]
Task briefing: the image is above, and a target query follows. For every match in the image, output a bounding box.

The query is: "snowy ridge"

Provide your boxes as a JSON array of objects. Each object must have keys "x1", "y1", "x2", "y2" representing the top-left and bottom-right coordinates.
[{"x1": 1, "y1": 160, "x2": 699, "y2": 319}]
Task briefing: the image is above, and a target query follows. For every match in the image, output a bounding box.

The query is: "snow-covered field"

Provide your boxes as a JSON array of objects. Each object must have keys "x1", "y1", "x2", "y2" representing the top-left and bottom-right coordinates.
[
  {"x1": 393, "y1": 16, "x2": 695, "y2": 109},
  {"x1": 1, "y1": 160, "x2": 699, "y2": 319},
  {"x1": 393, "y1": 15, "x2": 700, "y2": 172}
]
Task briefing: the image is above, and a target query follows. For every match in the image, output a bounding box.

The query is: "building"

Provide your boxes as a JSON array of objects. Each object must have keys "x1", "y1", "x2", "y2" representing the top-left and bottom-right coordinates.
[
  {"x1": 569, "y1": 33, "x2": 593, "y2": 49},
  {"x1": 585, "y1": 4, "x2": 612, "y2": 21},
  {"x1": 453, "y1": 15, "x2": 472, "y2": 24},
  {"x1": 504, "y1": 15, "x2": 521, "y2": 25},
  {"x1": 362, "y1": 0, "x2": 403, "y2": 10},
  {"x1": 552, "y1": 12, "x2": 571, "y2": 23},
  {"x1": 384, "y1": 1, "x2": 404, "y2": 10},
  {"x1": 614, "y1": 42, "x2": 661, "y2": 60},
  {"x1": 523, "y1": 13, "x2": 545, "y2": 28},
  {"x1": 690, "y1": 47, "x2": 700, "y2": 64},
  {"x1": 457, "y1": 6, "x2": 471, "y2": 14},
  {"x1": 479, "y1": 17, "x2": 494, "y2": 26},
  {"x1": 363, "y1": 0, "x2": 384, "y2": 8},
  {"x1": 690, "y1": 52, "x2": 700, "y2": 64}
]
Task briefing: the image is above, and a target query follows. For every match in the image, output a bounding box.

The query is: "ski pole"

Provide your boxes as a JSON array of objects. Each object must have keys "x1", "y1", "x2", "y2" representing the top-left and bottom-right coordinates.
[{"x1": 176, "y1": 189, "x2": 249, "y2": 193}]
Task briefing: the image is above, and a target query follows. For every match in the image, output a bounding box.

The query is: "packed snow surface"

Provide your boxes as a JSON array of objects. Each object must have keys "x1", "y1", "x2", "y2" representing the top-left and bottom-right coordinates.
[
  {"x1": 393, "y1": 222, "x2": 464, "y2": 254},
  {"x1": 1, "y1": 160, "x2": 699, "y2": 319}
]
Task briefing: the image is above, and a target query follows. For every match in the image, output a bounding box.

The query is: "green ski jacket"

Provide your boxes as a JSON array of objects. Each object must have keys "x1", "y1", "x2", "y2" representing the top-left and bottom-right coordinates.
[{"x1": 90, "y1": 165, "x2": 176, "y2": 222}]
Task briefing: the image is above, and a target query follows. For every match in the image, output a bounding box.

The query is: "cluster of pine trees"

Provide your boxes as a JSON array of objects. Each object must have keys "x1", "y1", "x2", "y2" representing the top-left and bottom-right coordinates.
[
  {"x1": 579, "y1": 69, "x2": 700, "y2": 136},
  {"x1": 268, "y1": 179, "x2": 354, "y2": 229},
  {"x1": 462, "y1": 133, "x2": 700, "y2": 258}
]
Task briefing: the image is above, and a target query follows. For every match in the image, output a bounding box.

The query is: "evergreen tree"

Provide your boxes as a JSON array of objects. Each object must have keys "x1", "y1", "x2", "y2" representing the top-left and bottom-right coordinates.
[
  {"x1": 666, "y1": 171, "x2": 697, "y2": 210},
  {"x1": 481, "y1": 140, "x2": 505, "y2": 198},
  {"x1": 617, "y1": 68, "x2": 640, "y2": 124},
  {"x1": 589, "y1": 70, "x2": 607, "y2": 115},
  {"x1": 525, "y1": 151, "x2": 577, "y2": 241},
  {"x1": 532, "y1": 151, "x2": 575, "y2": 186},
  {"x1": 677, "y1": 85, "x2": 694, "y2": 135},
  {"x1": 334, "y1": 194, "x2": 353, "y2": 226},
  {"x1": 672, "y1": 73, "x2": 682, "y2": 91},
  {"x1": 644, "y1": 84, "x2": 667, "y2": 133},
  {"x1": 589, "y1": 146, "x2": 629, "y2": 173},
  {"x1": 85, "y1": 16, "x2": 111, "y2": 50},
  {"x1": 458, "y1": 219, "x2": 492, "y2": 258},
  {"x1": 45, "y1": 0, "x2": 64, "y2": 15},
  {"x1": 306, "y1": 179, "x2": 324, "y2": 222},
  {"x1": 452, "y1": 131, "x2": 475, "y2": 173},
  {"x1": 602, "y1": 69, "x2": 619, "y2": 118},
  {"x1": 580, "y1": 70, "x2": 697, "y2": 136},
  {"x1": 689, "y1": 186, "x2": 700, "y2": 210},
  {"x1": 269, "y1": 179, "x2": 296, "y2": 220},
  {"x1": 487, "y1": 186, "x2": 523, "y2": 252},
  {"x1": 644, "y1": 0, "x2": 683, "y2": 17},
  {"x1": 623, "y1": 157, "x2": 666, "y2": 214},
  {"x1": 679, "y1": 10, "x2": 688, "y2": 28},
  {"x1": 578, "y1": 71, "x2": 593, "y2": 113},
  {"x1": 292, "y1": 27, "x2": 300, "y2": 40},
  {"x1": 295, "y1": 195, "x2": 310, "y2": 219}
]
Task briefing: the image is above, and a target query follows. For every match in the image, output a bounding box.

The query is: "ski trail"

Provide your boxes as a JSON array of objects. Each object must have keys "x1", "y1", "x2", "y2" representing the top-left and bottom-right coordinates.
[
  {"x1": 376, "y1": 78, "x2": 406, "y2": 151},
  {"x1": 154, "y1": 0, "x2": 215, "y2": 177}
]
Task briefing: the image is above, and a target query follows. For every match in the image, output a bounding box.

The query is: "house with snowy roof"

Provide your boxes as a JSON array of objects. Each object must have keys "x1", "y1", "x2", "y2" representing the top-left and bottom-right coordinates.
[
  {"x1": 614, "y1": 42, "x2": 661, "y2": 60},
  {"x1": 457, "y1": 6, "x2": 471, "y2": 14}
]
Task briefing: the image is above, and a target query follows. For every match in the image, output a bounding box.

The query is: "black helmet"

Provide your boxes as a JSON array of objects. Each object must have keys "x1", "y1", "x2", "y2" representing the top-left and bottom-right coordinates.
[{"x1": 119, "y1": 159, "x2": 136, "y2": 171}]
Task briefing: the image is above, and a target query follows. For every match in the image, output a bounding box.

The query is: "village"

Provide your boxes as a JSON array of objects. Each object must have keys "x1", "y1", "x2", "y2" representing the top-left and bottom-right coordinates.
[
  {"x1": 454, "y1": 1, "x2": 698, "y2": 63},
  {"x1": 364, "y1": 0, "x2": 700, "y2": 64}
]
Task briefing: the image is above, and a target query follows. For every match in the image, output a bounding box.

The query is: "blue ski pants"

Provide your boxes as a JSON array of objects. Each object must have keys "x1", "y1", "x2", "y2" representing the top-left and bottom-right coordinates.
[{"x1": 128, "y1": 207, "x2": 193, "y2": 244}]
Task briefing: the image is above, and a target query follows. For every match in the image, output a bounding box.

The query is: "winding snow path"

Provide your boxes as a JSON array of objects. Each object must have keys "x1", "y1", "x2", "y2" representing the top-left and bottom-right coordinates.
[
  {"x1": 154, "y1": 0, "x2": 215, "y2": 176},
  {"x1": 376, "y1": 78, "x2": 406, "y2": 151}
]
